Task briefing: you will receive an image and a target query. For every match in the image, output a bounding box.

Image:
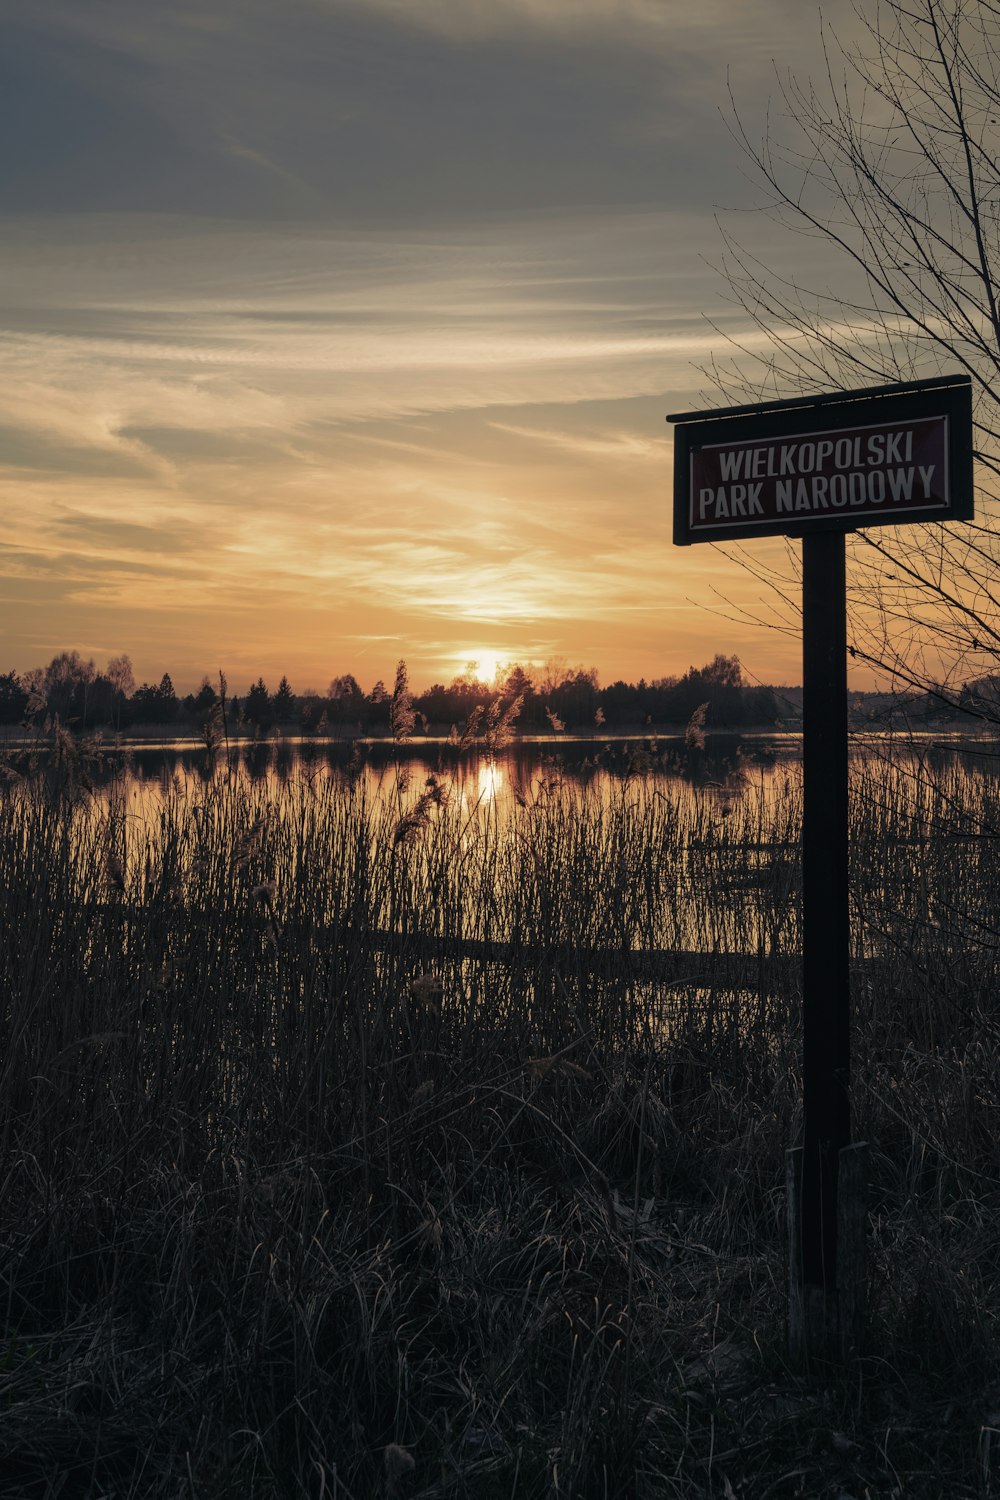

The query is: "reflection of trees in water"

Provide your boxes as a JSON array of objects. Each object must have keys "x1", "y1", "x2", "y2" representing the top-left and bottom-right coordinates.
[
  {"x1": 99, "y1": 735, "x2": 1000, "y2": 807},
  {"x1": 13, "y1": 733, "x2": 800, "y2": 797},
  {"x1": 194, "y1": 752, "x2": 216, "y2": 785},
  {"x1": 243, "y1": 743, "x2": 273, "y2": 782},
  {"x1": 273, "y1": 743, "x2": 295, "y2": 781}
]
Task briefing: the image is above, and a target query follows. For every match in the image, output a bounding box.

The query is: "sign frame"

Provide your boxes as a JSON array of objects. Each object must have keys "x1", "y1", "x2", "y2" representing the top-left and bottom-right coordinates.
[
  {"x1": 666, "y1": 371, "x2": 975, "y2": 1363},
  {"x1": 669, "y1": 375, "x2": 973, "y2": 547}
]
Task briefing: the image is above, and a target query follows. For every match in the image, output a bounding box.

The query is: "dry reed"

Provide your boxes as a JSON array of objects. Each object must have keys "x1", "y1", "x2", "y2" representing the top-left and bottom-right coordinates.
[{"x1": 0, "y1": 741, "x2": 999, "y2": 1495}]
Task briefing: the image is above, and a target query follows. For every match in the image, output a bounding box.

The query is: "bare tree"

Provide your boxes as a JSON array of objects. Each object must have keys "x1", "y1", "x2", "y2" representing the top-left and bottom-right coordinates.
[
  {"x1": 106, "y1": 653, "x2": 135, "y2": 732},
  {"x1": 42, "y1": 650, "x2": 97, "y2": 726},
  {"x1": 710, "y1": 0, "x2": 1000, "y2": 720}
]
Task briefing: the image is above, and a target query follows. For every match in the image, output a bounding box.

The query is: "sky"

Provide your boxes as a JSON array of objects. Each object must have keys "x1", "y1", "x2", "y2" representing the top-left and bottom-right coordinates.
[{"x1": 0, "y1": 0, "x2": 863, "y2": 695}]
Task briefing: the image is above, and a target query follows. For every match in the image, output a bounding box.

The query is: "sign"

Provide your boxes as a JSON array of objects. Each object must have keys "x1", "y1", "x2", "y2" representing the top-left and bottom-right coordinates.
[
  {"x1": 670, "y1": 376, "x2": 973, "y2": 545},
  {"x1": 666, "y1": 373, "x2": 975, "y2": 1362}
]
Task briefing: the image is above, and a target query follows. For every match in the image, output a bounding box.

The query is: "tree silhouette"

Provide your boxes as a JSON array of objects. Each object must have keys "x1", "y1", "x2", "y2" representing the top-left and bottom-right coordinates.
[
  {"x1": 244, "y1": 678, "x2": 272, "y2": 731},
  {"x1": 672, "y1": 655, "x2": 743, "y2": 724},
  {"x1": 192, "y1": 677, "x2": 217, "y2": 712},
  {"x1": 157, "y1": 673, "x2": 179, "y2": 724},
  {"x1": 106, "y1": 654, "x2": 135, "y2": 731},
  {"x1": 0, "y1": 671, "x2": 27, "y2": 725},
  {"x1": 42, "y1": 651, "x2": 96, "y2": 725},
  {"x1": 0, "y1": 652, "x2": 794, "y2": 737},
  {"x1": 273, "y1": 675, "x2": 295, "y2": 722},
  {"x1": 328, "y1": 674, "x2": 363, "y2": 728},
  {"x1": 714, "y1": 0, "x2": 1000, "y2": 715}
]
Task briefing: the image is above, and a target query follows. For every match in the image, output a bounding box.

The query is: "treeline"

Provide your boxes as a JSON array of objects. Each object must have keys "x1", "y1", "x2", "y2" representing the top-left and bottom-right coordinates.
[{"x1": 0, "y1": 650, "x2": 785, "y2": 735}]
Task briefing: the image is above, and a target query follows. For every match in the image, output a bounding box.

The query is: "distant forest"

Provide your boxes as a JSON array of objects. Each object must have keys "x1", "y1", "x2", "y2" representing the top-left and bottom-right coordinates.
[
  {"x1": 0, "y1": 651, "x2": 789, "y2": 735},
  {"x1": 0, "y1": 650, "x2": 986, "y2": 737}
]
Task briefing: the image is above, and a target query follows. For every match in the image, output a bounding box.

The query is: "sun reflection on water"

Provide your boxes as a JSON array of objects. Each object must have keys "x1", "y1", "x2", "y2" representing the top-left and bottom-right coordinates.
[{"x1": 477, "y1": 760, "x2": 504, "y2": 804}]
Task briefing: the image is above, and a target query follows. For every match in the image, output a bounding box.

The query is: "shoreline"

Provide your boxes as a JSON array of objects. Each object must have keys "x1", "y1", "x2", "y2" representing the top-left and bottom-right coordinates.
[{"x1": 0, "y1": 723, "x2": 994, "y2": 754}]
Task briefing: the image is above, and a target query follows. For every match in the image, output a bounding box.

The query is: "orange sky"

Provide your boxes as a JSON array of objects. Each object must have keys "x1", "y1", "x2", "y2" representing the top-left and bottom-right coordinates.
[{"x1": 0, "y1": 0, "x2": 896, "y2": 696}]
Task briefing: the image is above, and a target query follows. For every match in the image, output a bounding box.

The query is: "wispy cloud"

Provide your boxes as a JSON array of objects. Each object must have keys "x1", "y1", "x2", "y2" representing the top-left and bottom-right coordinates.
[
  {"x1": 489, "y1": 421, "x2": 667, "y2": 463},
  {"x1": 343, "y1": 0, "x2": 847, "y2": 57},
  {"x1": 0, "y1": 202, "x2": 850, "y2": 687},
  {"x1": 0, "y1": 0, "x2": 862, "y2": 690}
]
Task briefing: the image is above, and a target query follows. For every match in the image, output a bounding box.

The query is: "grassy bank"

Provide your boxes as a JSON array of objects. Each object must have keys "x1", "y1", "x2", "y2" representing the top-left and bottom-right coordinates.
[{"x1": 2, "y1": 750, "x2": 1000, "y2": 1496}]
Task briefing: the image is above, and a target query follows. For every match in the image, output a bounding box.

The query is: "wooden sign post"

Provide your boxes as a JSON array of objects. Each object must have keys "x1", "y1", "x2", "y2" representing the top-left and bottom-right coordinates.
[{"x1": 667, "y1": 375, "x2": 974, "y2": 1363}]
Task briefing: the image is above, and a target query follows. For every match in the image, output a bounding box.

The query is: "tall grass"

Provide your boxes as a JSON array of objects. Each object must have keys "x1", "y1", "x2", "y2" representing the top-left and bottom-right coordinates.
[{"x1": 2, "y1": 746, "x2": 1000, "y2": 1496}]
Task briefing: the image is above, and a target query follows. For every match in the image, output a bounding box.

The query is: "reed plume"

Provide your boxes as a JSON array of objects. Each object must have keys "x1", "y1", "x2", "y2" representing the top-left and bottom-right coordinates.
[
  {"x1": 685, "y1": 701, "x2": 709, "y2": 752},
  {"x1": 390, "y1": 659, "x2": 416, "y2": 742}
]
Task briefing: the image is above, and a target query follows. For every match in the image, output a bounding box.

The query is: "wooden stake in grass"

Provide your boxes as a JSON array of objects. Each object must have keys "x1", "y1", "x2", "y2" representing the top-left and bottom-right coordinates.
[{"x1": 383, "y1": 1443, "x2": 414, "y2": 1499}]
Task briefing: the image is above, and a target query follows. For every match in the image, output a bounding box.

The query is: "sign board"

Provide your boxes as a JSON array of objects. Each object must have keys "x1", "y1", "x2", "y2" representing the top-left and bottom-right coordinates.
[
  {"x1": 666, "y1": 372, "x2": 975, "y2": 1361},
  {"x1": 669, "y1": 376, "x2": 973, "y2": 545}
]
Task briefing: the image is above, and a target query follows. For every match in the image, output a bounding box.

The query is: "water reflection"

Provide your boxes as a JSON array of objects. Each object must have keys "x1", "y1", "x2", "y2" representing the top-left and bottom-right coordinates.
[
  {"x1": 18, "y1": 732, "x2": 787, "y2": 801},
  {"x1": 9, "y1": 730, "x2": 1000, "y2": 1005},
  {"x1": 10, "y1": 730, "x2": 997, "y2": 815},
  {"x1": 477, "y1": 760, "x2": 503, "y2": 805}
]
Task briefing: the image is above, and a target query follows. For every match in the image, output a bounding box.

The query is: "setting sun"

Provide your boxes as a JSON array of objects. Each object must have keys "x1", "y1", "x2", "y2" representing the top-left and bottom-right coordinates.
[
  {"x1": 0, "y1": 0, "x2": 884, "y2": 701},
  {"x1": 463, "y1": 652, "x2": 507, "y2": 686}
]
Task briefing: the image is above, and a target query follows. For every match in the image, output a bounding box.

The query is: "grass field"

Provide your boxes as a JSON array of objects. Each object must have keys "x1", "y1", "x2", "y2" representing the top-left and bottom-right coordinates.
[{"x1": 2, "y1": 742, "x2": 1000, "y2": 1497}]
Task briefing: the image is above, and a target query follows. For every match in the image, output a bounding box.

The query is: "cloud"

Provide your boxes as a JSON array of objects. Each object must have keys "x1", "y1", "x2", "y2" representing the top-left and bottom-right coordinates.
[
  {"x1": 489, "y1": 421, "x2": 667, "y2": 463},
  {"x1": 0, "y1": 201, "x2": 862, "y2": 694},
  {"x1": 0, "y1": 0, "x2": 869, "y2": 690},
  {"x1": 340, "y1": 0, "x2": 848, "y2": 58},
  {"x1": 1, "y1": 0, "x2": 860, "y2": 225},
  {"x1": 6, "y1": 207, "x2": 822, "y2": 454},
  {"x1": 0, "y1": 213, "x2": 715, "y2": 465}
]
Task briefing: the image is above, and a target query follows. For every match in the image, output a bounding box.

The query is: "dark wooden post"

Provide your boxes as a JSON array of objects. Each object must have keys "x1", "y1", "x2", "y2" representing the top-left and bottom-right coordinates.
[{"x1": 789, "y1": 530, "x2": 865, "y2": 1362}]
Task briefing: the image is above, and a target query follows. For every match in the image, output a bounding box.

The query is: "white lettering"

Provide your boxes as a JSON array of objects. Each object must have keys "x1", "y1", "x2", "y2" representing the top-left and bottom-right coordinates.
[
  {"x1": 887, "y1": 468, "x2": 915, "y2": 502},
  {"x1": 919, "y1": 464, "x2": 935, "y2": 497},
  {"x1": 719, "y1": 451, "x2": 746, "y2": 481},
  {"x1": 868, "y1": 434, "x2": 885, "y2": 464},
  {"x1": 776, "y1": 480, "x2": 794, "y2": 512}
]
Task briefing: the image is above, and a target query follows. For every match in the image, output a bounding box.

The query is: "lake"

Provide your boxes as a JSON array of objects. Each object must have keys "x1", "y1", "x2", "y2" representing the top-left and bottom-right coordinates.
[{"x1": 7, "y1": 728, "x2": 1000, "y2": 992}]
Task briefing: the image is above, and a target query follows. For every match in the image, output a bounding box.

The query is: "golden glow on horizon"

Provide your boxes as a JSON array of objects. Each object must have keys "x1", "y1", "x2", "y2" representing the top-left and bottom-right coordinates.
[
  {"x1": 462, "y1": 652, "x2": 507, "y2": 686},
  {"x1": 0, "y1": 0, "x2": 899, "y2": 696},
  {"x1": 477, "y1": 760, "x2": 504, "y2": 805},
  {"x1": 0, "y1": 217, "x2": 863, "y2": 693}
]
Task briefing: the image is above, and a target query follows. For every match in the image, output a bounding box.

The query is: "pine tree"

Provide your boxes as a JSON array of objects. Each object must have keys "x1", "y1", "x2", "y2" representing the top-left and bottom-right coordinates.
[
  {"x1": 157, "y1": 672, "x2": 178, "y2": 724},
  {"x1": 244, "y1": 678, "x2": 272, "y2": 730},
  {"x1": 272, "y1": 675, "x2": 295, "y2": 721}
]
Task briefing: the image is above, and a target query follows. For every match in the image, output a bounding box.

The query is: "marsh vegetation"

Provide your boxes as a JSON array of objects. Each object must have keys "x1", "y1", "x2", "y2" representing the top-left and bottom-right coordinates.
[{"x1": 2, "y1": 740, "x2": 1000, "y2": 1496}]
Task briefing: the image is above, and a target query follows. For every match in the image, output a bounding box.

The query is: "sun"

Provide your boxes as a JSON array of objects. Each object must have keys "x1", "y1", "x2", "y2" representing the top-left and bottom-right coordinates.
[{"x1": 463, "y1": 652, "x2": 506, "y2": 686}]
